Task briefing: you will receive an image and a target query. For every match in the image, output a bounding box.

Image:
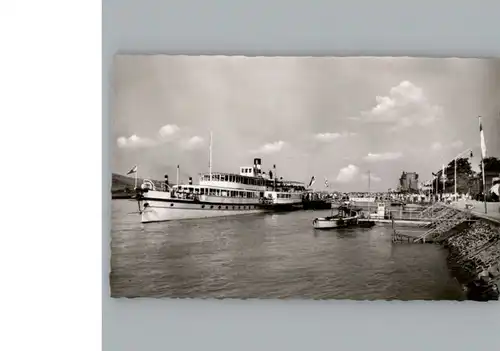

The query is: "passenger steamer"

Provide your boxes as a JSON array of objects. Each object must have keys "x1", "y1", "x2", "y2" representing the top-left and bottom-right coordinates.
[{"x1": 135, "y1": 158, "x2": 306, "y2": 223}]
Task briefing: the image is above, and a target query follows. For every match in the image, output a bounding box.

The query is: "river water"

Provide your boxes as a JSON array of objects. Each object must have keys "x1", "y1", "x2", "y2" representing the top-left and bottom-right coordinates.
[{"x1": 110, "y1": 200, "x2": 465, "y2": 300}]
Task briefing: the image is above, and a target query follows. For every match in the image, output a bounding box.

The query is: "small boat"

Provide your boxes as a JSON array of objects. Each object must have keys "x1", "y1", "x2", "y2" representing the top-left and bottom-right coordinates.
[{"x1": 312, "y1": 205, "x2": 359, "y2": 229}]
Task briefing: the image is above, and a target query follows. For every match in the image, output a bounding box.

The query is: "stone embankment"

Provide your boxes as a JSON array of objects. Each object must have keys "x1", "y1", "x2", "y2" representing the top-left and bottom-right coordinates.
[{"x1": 444, "y1": 219, "x2": 500, "y2": 301}]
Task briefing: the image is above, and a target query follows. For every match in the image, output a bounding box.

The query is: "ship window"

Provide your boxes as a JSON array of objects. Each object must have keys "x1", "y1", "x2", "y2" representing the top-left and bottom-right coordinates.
[
  {"x1": 201, "y1": 205, "x2": 205, "y2": 209},
  {"x1": 216, "y1": 189, "x2": 221, "y2": 196},
  {"x1": 225, "y1": 206, "x2": 228, "y2": 209},
  {"x1": 218, "y1": 205, "x2": 221, "y2": 209},
  {"x1": 210, "y1": 205, "x2": 214, "y2": 209},
  {"x1": 200, "y1": 188, "x2": 205, "y2": 195},
  {"x1": 170, "y1": 203, "x2": 174, "y2": 207},
  {"x1": 224, "y1": 175, "x2": 228, "y2": 181},
  {"x1": 232, "y1": 206, "x2": 235, "y2": 209}
]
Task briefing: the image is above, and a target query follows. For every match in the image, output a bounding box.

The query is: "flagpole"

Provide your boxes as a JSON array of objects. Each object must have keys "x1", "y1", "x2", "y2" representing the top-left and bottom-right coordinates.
[
  {"x1": 442, "y1": 164, "x2": 445, "y2": 200},
  {"x1": 481, "y1": 157, "x2": 487, "y2": 213},
  {"x1": 134, "y1": 165, "x2": 138, "y2": 189},
  {"x1": 454, "y1": 158, "x2": 457, "y2": 196},
  {"x1": 478, "y1": 116, "x2": 488, "y2": 214}
]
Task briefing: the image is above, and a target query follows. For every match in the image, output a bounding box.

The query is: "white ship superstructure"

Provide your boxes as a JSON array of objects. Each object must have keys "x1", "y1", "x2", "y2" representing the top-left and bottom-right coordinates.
[{"x1": 135, "y1": 155, "x2": 306, "y2": 223}]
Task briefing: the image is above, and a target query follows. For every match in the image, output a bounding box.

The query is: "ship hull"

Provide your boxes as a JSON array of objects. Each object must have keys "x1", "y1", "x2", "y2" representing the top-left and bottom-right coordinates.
[{"x1": 140, "y1": 199, "x2": 268, "y2": 223}]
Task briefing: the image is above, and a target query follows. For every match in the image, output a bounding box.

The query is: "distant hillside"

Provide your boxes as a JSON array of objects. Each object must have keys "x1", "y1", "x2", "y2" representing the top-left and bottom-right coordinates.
[{"x1": 111, "y1": 173, "x2": 164, "y2": 193}]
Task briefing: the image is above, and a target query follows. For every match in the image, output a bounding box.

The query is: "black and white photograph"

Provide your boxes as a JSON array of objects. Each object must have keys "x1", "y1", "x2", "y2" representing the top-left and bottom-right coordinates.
[{"x1": 110, "y1": 55, "x2": 500, "y2": 300}]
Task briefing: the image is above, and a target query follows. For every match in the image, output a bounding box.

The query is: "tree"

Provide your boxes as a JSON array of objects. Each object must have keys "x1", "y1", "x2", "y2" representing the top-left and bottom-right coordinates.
[
  {"x1": 482, "y1": 157, "x2": 500, "y2": 173},
  {"x1": 476, "y1": 156, "x2": 500, "y2": 194},
  {"x1": 443, "y1": 157, "x2": 475, "y2": 194},
  {"x1": 431, "y1": 158, "x2": 474, "y2": 194}
]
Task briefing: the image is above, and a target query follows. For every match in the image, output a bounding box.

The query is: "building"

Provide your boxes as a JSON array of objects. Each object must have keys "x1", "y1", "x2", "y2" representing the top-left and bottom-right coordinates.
[
  {"x1": 485, "y1": 171, "x2": 500, "y2": 191},
  {"x1": 399, "y1": 171, "x2": 419, "y2": 193}
]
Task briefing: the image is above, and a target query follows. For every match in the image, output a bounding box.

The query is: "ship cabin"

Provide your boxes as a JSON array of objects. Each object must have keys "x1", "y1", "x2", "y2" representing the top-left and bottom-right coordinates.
[
  {"x1": 168, "y1": 157, "x2": 306, "y2": 202},
  {"x1": 264, "y1": 180, "x2": 306, "y2": 202}
]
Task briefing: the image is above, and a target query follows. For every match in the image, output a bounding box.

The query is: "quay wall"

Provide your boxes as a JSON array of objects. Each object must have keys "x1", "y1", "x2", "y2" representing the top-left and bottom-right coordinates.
[
  {"x1": 440, "y1": 206, "x2": 500, "y2": 300},
  {"x1": 444, "y1": 219, "x2": 500, "y2": 282}
]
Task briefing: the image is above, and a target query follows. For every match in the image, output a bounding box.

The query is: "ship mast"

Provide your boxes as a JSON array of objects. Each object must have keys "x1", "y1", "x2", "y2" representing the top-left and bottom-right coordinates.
[{"x1": 209, "y1": 131, "x2": 213, "y2": 181}]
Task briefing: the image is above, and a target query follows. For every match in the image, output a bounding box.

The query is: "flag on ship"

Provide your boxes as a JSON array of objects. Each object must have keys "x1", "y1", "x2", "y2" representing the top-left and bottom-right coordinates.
[
  {"x1": 126, "y1": 165, "x2": 137, "y2": 175},
  {"x1": 479, "y1": 116, "x2": 487, "y2": 159},
  {"x1": 308, "y1": 176, "x2": 316, "y2": 187},
  {"x1": 324, "y1": 177, "x2": 329, "y2": 188}
]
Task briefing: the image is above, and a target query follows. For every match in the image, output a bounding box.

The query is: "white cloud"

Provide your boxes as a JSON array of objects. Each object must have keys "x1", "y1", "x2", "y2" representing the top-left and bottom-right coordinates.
[
  {"x1": 251, "y1": 140, "x2": 286, "y2": 154},
  {"x1": 314, "y1": 131, "x2": 356, "y2": 142},
  {"x1": 180, "y1": 136, "x2": 204, "y2": 150},
  {"x1": 363, "y1": 152, "x2": 403, "y2": 162},
  {"x1": 116, "y1": 135, "x2": 156, "y2": 149},
  {"x1": 431, "y1": 142, "x2": 443, "y2": 151},
  {"x1": 158, "y1": 124, "x2": 180, "y2": 139},
  {"x1": 362, "y1": 173, "x2": 382, "y2": 182},
  {"x1": 362, "y1": 80, "x2": 442, "y2": 130},
  {"x1": 430, "y1": 140, "x2": 464, "y2": 151},
  {"x1": 336, "y1": 164, "x2": 359, "y2": 183}
]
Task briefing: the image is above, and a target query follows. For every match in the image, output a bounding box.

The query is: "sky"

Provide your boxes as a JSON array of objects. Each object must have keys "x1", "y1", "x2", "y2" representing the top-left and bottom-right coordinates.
[{"x1": 112, "y1": 55, "x2": 500, "y2": 192}]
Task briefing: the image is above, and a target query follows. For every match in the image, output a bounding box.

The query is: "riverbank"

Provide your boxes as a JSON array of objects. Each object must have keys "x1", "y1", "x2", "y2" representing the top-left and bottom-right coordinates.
[{"x1": 444, "y1": 219, "x2": 500, "y2": 301}]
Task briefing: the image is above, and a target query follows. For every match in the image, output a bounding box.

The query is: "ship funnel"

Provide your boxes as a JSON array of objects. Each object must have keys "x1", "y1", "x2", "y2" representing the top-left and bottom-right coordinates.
[{"x1": 253, "y1": 158, "x2": 262, "y2": 174}]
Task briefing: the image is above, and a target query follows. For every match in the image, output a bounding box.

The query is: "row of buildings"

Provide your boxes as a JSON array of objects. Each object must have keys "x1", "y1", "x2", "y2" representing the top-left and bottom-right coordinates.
[{"x1": 397, "y1": 170, "x2": 500, "y2": 196}]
